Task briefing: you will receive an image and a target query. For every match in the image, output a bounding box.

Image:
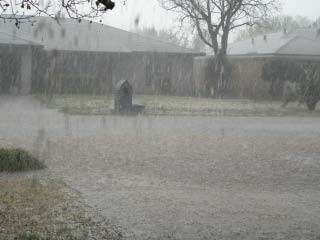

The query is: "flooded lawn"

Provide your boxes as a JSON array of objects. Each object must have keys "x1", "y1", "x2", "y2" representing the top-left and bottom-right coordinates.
[{"x1": 1, "y1": 96, "x2": 320, "y2": 239}]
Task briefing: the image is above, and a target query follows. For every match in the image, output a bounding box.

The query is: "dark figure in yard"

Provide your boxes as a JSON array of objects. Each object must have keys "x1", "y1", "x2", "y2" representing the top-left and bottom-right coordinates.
[
  {"x1": 96, "y1": 0, "x2": 115, "y2": 10},
  {"x1": 114, "y1": 80, "x2": 133, "y2": 113},
  {"x1": 114, "y1": 80, "x2": 145, "y2": 114}
]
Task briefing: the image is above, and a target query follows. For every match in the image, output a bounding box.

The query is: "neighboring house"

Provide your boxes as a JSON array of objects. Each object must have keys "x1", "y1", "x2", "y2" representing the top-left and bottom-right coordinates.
[
  {"x1": 194, "y1": 28, "x2": 320, "y2": 99},
  {"x1": 0, "y1": 17, "x2": 202, "y2": 96},
  {"x1": 0, "y1": 30, "x2": 42, "y2": 94}
]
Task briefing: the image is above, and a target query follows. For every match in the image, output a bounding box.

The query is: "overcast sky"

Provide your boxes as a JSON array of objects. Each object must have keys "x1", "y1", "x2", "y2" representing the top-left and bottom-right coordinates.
[{"x1": 103, "y1": 0, "x2": 320, "y2": 31}]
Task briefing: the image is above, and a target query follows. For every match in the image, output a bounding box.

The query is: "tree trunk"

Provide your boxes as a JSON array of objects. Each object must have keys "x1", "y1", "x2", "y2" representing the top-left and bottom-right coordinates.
[
  {"x1": 211, "y1": 28, "x2": 230, "y2": 98},
  {"x1": 211, "y1": 50, "x2": 228, "y2": 98}
]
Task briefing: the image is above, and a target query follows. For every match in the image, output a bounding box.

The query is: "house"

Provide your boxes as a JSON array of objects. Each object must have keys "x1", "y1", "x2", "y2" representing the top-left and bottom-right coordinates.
[
  {"x1": 0, "y1": 17, "x2": 202, "y2": 96},
  {"x1": 193, "y1": 28, "x2": 320, "y2": 99},
  {"x1": 0, "y1": 30, "x2": 42, "y2": 94}
]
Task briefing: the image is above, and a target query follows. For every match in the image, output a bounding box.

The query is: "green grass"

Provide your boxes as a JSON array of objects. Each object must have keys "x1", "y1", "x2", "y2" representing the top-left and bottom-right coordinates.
[
  {"x1": 17, "y1": 232, "x2": 41, "y2": 240},
  {"x1": 37, "y1": 94, "x2": 320, "y2": 117},
  {"x1": 0, "y1": 179, "x2": 122, "y2": 240},
  {"x1": 0, "y1": 148, "x2": 45, "y2": 172}
]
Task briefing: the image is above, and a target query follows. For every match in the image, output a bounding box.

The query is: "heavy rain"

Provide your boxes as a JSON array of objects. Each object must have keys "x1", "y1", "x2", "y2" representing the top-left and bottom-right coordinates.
[{"x1": 0, "y1": 0, "x2": 320, "y2": 239}]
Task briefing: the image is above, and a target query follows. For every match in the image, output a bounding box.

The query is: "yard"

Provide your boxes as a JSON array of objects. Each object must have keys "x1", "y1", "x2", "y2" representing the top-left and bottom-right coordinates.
[
  {"x1": 0, "y1": 178, "x2": 122, "y2": 240},
  {"x1": 39, "y1": 94, "x2": 320, "y2": 116}
]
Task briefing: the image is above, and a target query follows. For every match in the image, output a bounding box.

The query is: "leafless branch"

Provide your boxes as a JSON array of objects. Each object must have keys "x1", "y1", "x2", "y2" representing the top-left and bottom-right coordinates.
[
  {"x1": 0, "y1": 0, "x2": 122, "y2": 26},
  {"x1": 160, "y1": 0, "x2": 279, "y2": 54}
]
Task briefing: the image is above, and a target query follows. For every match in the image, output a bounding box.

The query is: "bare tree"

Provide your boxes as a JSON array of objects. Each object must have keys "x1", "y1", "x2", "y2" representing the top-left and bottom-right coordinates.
[
  {"x1": 136, "y1": 26, "x2": 190, "y2": 47},
  {"x1": 160, "y1": 0, "x2": 279, "y2": 97},
  {"x1": 192, "y1": 34, "x2": 206, "y2": 52},
  {"x1": 0, "y1": 0, "x2": 117, "y2": 27},
  {"x1": 236, "y1": 15, "x2": 311, "y2": 41}
]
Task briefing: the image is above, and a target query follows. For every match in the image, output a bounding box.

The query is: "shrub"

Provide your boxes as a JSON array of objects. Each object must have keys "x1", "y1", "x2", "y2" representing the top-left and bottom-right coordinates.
[
  {"x1": 0, "y1": 148, "x2": 45, "y2": 172},
  {"x1": 299, "y1": 64, "x2": 320, "y2": 111},
  {"x1": 262, "y1": 60, "x2": 320, "y2": 110}
]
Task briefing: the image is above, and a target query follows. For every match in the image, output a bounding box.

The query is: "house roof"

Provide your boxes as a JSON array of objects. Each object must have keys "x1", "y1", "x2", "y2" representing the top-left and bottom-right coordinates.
[
  {"x1": 0, "y1": 30, "x2": 41, "y2": 46},
  {"x1": 0, "y1": 16, "x2": 199, "y2": 54},
  {"x1": 227, "y1": 28, "x2": 320, "y2": 57}
]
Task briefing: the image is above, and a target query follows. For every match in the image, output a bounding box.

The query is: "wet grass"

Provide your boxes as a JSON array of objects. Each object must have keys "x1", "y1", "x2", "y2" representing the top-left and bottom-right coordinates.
[
  {"x1": 37, "y1": 94, "x2": 320, "y2": 116},
  {"x1": 0, "y1": 148, "x2": 45, "y2": 172},
  {"x1": 18, "y1": 232, "x2": 42, "y2": 240},
  {"x1": 0, "y1": 179, "x2": 123, "y2": 240}
]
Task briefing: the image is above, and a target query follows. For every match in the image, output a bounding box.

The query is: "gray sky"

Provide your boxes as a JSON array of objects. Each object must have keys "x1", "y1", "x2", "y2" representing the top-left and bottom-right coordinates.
[{"x1": 103, "y1": 0, "x2": 320, "y2": 31}]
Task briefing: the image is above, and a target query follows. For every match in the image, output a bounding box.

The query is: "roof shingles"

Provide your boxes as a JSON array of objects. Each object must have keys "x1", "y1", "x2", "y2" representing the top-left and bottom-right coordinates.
[
  {"x1": 227, "y1": 29, "x2": 320, "y2": 56},
  {"x1": 0, "y1": 17, "x2": 198, "y2": 54}
]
